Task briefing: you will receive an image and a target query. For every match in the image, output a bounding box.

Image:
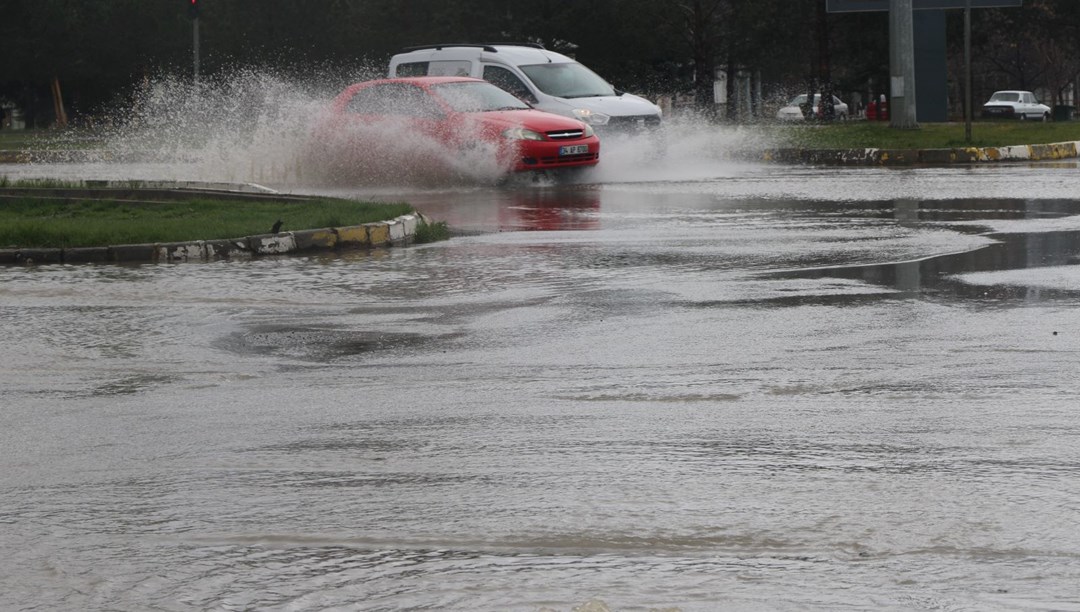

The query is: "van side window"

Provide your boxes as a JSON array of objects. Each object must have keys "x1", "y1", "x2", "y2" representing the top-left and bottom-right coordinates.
[
  {"x1": 395, "y1": 62, "x2": 428, "y2": 77},
  {"x1": 483, "y1": 65, "x2": 536, "y2": 104},
  {"x1": 428, "y1": 60, "x2": 472, "y2": 77}
]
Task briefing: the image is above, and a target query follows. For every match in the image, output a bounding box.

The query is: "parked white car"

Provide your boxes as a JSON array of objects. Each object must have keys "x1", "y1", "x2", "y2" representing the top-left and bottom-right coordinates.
[
  {"x1": 776, "y1": 93, "x2": 849, "y2": 121},
  {"x1": 981, "y1": 90, "x2": 1051, "y2": 121},
  {"x1": 388, "y1": 43, "x2": 662, "y2": 135}
]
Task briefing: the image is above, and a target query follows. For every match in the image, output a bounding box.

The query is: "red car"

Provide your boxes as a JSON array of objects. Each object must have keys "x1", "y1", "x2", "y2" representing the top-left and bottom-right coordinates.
[{"x1": 313, "y1": 76, "x2": 599, "y2": 180}]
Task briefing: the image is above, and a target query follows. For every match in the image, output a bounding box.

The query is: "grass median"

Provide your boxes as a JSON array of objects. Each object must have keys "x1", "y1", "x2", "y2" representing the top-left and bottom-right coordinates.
[{"x1": 0, "y1": 192, "x2": 417, "y2": 249}]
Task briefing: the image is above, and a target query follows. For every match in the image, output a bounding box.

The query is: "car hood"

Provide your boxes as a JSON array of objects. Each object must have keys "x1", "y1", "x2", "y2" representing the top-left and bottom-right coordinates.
[
  {"x1": 543, "y1": 93, "x2": 661, "y2": 118},
  {"x1": 473, "y1": 109, "x2": 590, "y2": 132}
]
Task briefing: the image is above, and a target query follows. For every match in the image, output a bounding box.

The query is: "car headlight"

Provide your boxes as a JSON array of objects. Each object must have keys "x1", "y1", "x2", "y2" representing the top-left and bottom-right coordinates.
[
  {"x1": 502, "y1": 127, "x2": 544, "y2": 141},
  {"x1": 572, "y1": 108, "x2": 610, "y2": 126},
  {"x1": 582, "y1": 123, "x2": 595, "y2": 138}
]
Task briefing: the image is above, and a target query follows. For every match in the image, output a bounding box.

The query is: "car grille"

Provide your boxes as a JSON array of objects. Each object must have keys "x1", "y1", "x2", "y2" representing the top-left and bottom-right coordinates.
[
  {"x1": 545, "y1": 129, "x2": 585, "y2": 140},
  {"x1": 602, "y1": 114, "x2": 662, "y2": 131}
]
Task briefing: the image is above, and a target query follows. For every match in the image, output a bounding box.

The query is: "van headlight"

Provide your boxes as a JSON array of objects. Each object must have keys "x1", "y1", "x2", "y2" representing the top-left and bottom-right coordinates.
[
  {"x1": 572, "y1": 109, "x2": 610, "y2": 126},
  {"x1": 502, "y1": 127, "x2": 544, "y2": 141}
]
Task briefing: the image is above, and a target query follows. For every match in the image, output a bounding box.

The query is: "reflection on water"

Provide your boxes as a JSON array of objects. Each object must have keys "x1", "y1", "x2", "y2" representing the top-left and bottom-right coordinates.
[
  {"x1": 497, "y1": 187, "x2": 600, "y2": 231},
  {"x1": 776, "y1": 199, "x2": 1080, "y2": 302}
]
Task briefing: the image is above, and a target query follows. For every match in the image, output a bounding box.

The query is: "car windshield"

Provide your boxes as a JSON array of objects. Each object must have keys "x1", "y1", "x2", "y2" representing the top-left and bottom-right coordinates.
[
  {"x1": 519, "y1": 62, "x2": 616, "y2": 98},
  {"x1": 990, "y1": 92, "x2": 1020, "y2": 102},
  {"x1": 429, "y1": 81, "x2": 530, "y2": 112}
]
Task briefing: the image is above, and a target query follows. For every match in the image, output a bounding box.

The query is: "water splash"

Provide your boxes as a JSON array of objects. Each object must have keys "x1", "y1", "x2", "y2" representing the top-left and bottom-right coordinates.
[
  {"x1": 98, "y1": 69, "x2": 334, "y2": 185},
  {"x1": 89, "y1": 68, "x2": 776, "y2": 190}
]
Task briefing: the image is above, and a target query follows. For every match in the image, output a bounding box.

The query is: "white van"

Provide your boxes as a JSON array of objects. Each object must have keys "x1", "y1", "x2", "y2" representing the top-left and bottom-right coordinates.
[{"x1": 388, "y1": 43, "x2": 662, "y2": 134}]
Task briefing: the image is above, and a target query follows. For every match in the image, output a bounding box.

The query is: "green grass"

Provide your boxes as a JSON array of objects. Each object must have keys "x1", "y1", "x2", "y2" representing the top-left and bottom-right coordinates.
[
  {"x1": 0, "y1": 196, "x2": 414, "y2": 248},
  {"x1": 765, "y1": 120, "x2": 1080, "y2": 150},
  {"x1": 413, "y1": 220, "x2": 450, "y2": 243}
]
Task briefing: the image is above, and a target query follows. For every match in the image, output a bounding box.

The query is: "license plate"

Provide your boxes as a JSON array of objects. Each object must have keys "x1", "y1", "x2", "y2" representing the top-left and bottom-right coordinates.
[{"x1": 559, "y1": 145, "x2": 589, "y2": 156}]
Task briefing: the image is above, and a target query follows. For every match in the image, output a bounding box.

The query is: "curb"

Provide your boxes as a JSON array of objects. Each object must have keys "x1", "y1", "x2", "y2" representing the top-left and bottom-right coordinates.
[
  {"x1": 761, "y1": 140, "x2": 1080, "y2": 166},
  {"x1": 1, "y1": 213, "x2": 430, "y2": 266}
]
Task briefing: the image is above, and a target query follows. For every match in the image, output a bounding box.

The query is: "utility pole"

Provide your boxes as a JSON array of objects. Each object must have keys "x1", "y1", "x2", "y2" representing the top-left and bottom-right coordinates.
[
  {"x1": 888, "y1": 0, "x2": 918, "y2": 129},
  {"x1": 189, "y1": 0, "x2": 201, "y2": 85},
  {"x1": 964, "y1": 0, "x2": 972, "y2": 142}
]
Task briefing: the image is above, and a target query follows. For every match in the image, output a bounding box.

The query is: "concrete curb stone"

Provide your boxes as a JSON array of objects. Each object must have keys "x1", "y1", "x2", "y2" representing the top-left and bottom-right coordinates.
[
  {"x1": 291, "y1": 228, "x2": 338, "y2": 251},
  {"x1": 203, "y1": 239, "x2": 251, "y2": 260},
  {"x1": 157, "y1": 242, "x2": 205, "y2": 263},
  {"x1": 15, "y1": 249, "x2": 63, "y2": 265},
  {"x1": 63, "y1": 247, "x2": 110, "y2": 264},
  {"x1": 246, "y1": 233, "x2": 297, "y2": 255},
  {"x1": 336, "y1": 225, "x2": 370, "y2": 248},
  {"x1": 110, "y1": 244, "x2": 159, "y2": 263},
  {"x1": 366, "y1": 222, "x2": 392, "y2": 246}
]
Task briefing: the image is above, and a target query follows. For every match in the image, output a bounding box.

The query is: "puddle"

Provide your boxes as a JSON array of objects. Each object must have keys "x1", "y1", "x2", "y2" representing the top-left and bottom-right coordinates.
[{"x1": 776, "y1": 199, "x2": 1080, "y2": 302}]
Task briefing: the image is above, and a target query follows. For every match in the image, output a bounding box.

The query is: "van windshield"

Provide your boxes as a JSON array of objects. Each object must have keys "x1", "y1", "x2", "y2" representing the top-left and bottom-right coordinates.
[
  {"x1": 429, "y1": 81, "x2": 530, "y2": 112},
  {"x1": 519, "y1": 62, "x2": 616, "y2": 98}
]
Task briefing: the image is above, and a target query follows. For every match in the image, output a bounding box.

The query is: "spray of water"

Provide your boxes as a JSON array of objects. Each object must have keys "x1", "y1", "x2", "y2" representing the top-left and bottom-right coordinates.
[{"x1": 93, "y1": 68, "x2": 778, "y2": 190}]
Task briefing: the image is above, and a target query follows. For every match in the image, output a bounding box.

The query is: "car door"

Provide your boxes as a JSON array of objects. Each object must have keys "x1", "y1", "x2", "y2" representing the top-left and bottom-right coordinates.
[{"x1": 1018, "y1": 92, "x2": 1031, "y2": 119}]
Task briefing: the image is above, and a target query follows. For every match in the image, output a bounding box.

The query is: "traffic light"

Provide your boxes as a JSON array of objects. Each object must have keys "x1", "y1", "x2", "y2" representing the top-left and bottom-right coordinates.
[{"x1": 188, "y1": 0, "x2": 200, "y2": 19}]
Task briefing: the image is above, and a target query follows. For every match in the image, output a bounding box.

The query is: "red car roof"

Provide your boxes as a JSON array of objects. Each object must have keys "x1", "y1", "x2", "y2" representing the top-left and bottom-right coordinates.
[{"x1": 352, "y1": 76, "x2": 482, "y2": 87}]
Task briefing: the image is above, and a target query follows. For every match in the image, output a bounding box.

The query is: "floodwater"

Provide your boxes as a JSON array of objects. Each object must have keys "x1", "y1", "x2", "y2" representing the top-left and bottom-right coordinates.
[{"x1": 4, "y1": 155, "x2": 1080, "y2": 611}]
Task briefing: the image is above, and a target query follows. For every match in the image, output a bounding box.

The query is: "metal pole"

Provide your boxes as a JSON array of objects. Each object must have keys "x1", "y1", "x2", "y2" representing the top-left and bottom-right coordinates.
[
  {"x1": 889, "y1": 0, "x2": 918, "y2": 129},
  {"x1": 193, "y1": 16, "x2": 200, "y2": 85},
  {"x1": 964, "y1": 0, "x2": 972, "y2": 142}
]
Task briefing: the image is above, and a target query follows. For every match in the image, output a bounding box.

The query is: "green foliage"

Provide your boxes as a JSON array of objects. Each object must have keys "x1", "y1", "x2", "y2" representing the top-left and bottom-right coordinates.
[
  {"x1": 413, "y1": 220, "x2": 450, "y2": 244},
  {"x1": 0, "y1": 196, "x2": 413, "y2": 248}
]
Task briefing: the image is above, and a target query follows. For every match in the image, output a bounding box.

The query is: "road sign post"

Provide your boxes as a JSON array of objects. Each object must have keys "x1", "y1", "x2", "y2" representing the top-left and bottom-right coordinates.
[
  {"x1": 964, "y1": 0, "x2": 972, "y2": 142},
  {"x1": 189, "y1": 0, "x2": 200, "y2": 85}
]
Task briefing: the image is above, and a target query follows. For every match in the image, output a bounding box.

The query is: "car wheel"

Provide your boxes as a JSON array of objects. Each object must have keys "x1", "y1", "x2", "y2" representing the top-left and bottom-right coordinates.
[{"x1": 1043, "y1": 112, "x2": 1050, "y2": 122}]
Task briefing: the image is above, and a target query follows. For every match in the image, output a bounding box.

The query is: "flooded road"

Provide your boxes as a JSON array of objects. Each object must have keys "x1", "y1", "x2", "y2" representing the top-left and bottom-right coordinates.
[{"x1": 3, "y1": 160, "x2": 1080, "y2": 611}]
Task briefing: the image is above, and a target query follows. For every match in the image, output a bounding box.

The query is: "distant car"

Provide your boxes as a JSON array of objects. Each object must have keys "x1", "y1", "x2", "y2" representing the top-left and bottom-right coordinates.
[
  {"x1": 313, "y1": 76, "x2": 599, "y2": 178},
  {"x1": 981, "y1": 90, "x2": 1051, "y2": 121},
  {"x1": 776, "y1": 93, "x2": 849, "y2": 121}
]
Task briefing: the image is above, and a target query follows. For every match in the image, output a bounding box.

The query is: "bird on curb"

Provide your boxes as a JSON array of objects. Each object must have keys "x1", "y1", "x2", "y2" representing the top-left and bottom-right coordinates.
[{"x1": 271, "y1": 219, "x2": 283, "y2": 234}]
